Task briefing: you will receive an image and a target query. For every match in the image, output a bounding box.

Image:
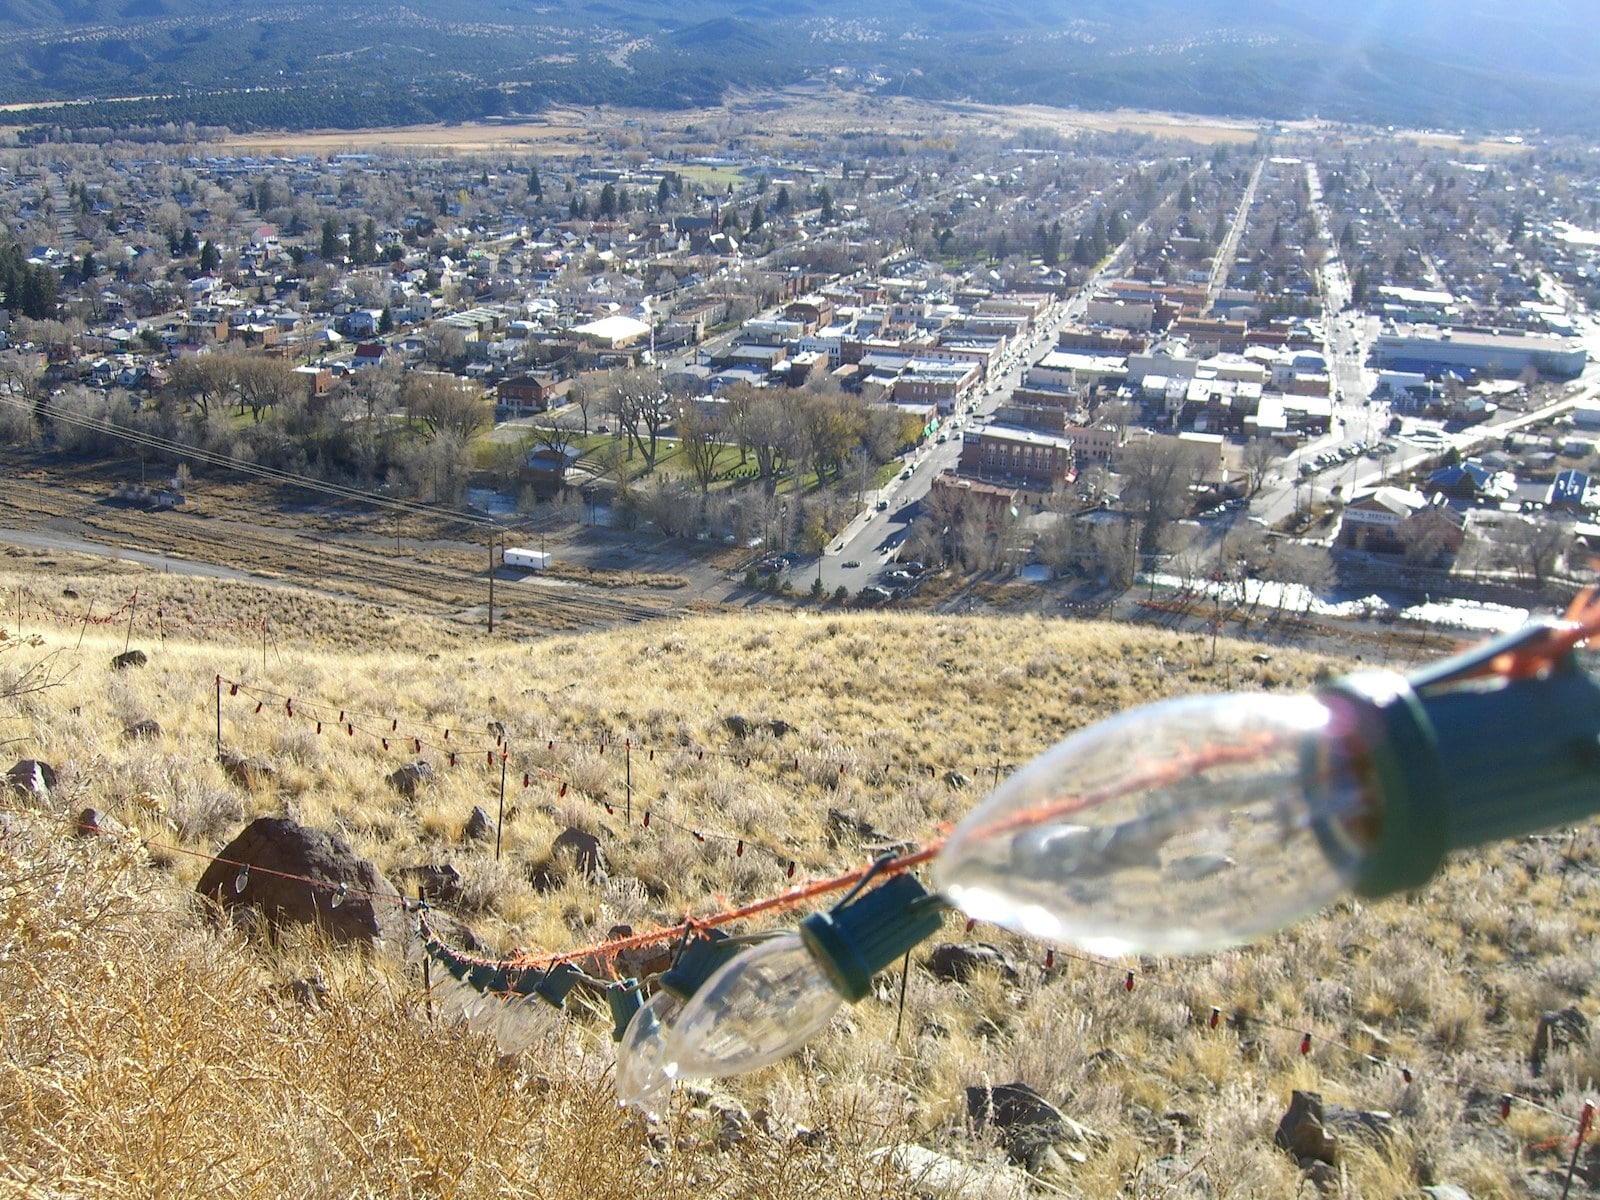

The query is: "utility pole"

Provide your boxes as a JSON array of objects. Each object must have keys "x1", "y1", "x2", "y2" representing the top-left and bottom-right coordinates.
[{"x1": 487, "y1": 528, "x2": 496, "y2": 633}]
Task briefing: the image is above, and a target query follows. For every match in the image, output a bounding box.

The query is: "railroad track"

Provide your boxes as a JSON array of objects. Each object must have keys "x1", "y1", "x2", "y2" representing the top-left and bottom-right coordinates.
[{"x1": 0, "y1": 471, "x2": 676, "y2": 634}]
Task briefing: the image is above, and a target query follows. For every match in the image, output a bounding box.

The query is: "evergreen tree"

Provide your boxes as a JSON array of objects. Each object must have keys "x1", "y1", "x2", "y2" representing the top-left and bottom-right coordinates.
[
  {"x1": 321, "y1": 219, "x2": 342, "y2": 261},
  {"x1": 656, "y1": 176, "x2": 671, "y2": 211},
  {"x1": 774, "y1": 185, "x2": 790, "y2": 214},
  {"x1": 818, "y1": 187, "x2": 835, "y2": 223},
  {"x1": 0, "y1": 244, "x2": 58, "y2": 320},
  {"x1": 199, "y1": 240, "x2": 220, "y2": 272},
  {"x1": 79, "y1": 251, "x2": 96, "y2": 281},
  {"x1": 617, "y1": 188, "x2": 631, "y2": 215},
  {"x1": 1351, "y1": 265, "x2": 1370, "y2": 306},
  {"x1": 1178, "y1": 180, "x2": 1194, "y2": 211},
  {"x1": 748, "y1": 202, "x2": 765, "y2": 233},
  {"x1": 179, "y1": 227, "x2": 199, "y2": 256},
  {"x1": 19, "y1": 265, "x2": 56, "y2": 320},
  {"x1": 378, "y1": 306, "x2": 394, "y2": 335},
  {"x1": 528, "y1": 166, "x2": 542, "y2": 200},
  {"x1": 599, "y1": 183, "x2": 617, "y2": 219}
]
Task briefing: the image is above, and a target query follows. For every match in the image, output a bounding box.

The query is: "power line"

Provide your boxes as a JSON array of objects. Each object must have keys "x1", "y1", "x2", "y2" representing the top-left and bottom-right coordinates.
[{"x1": 0, "y1": 392, "x2": 495, "y2": 528}]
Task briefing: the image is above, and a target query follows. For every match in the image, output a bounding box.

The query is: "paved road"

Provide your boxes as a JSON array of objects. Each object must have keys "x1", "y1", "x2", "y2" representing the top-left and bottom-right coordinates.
[{"x1": 0, "y1": 525, "x2": 268, "y2": 582}]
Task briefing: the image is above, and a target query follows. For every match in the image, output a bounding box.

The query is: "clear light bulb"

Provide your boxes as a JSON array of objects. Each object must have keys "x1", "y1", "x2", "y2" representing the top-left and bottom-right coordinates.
[
  {"x1": 667, "y1": 931, "x2": 845, "y2": 1079},
  {"x1": 233, "y1": 864, "x2": 250, "y2": 893},
  {"x1": 434, "y1": 977, "x2": 483, "y2": 1022},
  {"x1": 933, "y1": 691, "x2": 1379, "y2": 956},
  {"x1": 614, "y1": 989, "x2": 684, "y2": 1115},
  {"x1": 485, "y1": 994, "x2": 562, "y2": 1056}
]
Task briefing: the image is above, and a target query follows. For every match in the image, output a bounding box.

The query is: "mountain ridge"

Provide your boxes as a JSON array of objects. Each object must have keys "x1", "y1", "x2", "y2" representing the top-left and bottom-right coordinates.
[{"x1": 1, "y1": 0, "x2": 1596, "y2": 135}]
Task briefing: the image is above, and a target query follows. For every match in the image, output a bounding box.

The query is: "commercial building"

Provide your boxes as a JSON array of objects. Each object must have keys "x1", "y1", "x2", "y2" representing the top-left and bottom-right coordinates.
[{"x1": 1372, "y1": 325, "x2": 1587, "y2": 380}]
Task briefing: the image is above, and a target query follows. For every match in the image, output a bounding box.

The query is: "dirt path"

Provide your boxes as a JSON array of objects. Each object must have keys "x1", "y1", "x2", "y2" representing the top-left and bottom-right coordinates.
[{"x1": 0, "y1": 462, "x2": 723, "y2": 635}]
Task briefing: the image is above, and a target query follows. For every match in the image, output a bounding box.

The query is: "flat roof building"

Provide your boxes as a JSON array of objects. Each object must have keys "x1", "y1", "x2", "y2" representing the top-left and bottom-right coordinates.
[{"x1": 1373, "y1": 325, "x2": 1586, "y2": 380}]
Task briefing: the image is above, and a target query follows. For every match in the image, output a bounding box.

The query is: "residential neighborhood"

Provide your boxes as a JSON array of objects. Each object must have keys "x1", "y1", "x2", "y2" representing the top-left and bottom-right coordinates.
[{"x1": 4, "y1": 121, "x2": 1600, "y2": 626}]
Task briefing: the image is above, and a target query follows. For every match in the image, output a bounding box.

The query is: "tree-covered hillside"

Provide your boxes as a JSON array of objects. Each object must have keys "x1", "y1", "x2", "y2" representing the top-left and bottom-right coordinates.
[{"x1": 1, "y1": 0, "x2": 1597, "y2": 134}]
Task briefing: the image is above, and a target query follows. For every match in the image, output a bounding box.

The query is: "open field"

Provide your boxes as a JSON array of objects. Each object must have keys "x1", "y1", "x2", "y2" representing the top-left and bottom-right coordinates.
[
  {"x1": 3, "y1": 556, "x2": 1600, "y2": 1196},
  {"x1": 218, "y1": 111, "x2": 600, "y2": 157},
  {"x1": 197, "y1": 91, "x2": 1537, "y2": 165},
  {"x1": 204, "y1": 92, "x2": 1277, "y2": 158}
]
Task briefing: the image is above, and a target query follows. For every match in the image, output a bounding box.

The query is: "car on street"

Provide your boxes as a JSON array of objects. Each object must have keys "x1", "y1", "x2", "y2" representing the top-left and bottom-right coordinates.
[{"x1": 842, "y1": 560, "x2": 860, "y2": 569}]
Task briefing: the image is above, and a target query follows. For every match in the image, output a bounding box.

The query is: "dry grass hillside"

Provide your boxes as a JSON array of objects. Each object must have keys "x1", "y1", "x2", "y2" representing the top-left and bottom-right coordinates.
[{"x1": 2, "y1": 547, "x2": 1599, "y2": 1198}]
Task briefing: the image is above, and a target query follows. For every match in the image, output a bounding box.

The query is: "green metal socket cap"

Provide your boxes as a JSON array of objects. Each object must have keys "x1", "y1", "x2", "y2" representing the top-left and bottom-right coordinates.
[{"x1": 800, "y1": 874, "x2": 948, "y2": 1003}]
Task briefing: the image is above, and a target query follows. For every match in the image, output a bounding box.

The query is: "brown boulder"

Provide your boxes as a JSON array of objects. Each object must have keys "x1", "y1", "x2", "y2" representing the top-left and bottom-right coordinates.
[
  {"x1": 966, "y1": 1081, "x2": 1069, "y2": 1164},
  {"x1": 218, "y1": 748, "x2": 275, "y2": 790},
  {"x1": 1531, "y1": 1006, "x2": 1590, "y2": 1076},
  {"x1": 463, "y1": 804, "x2": 495, "y2": 842},
  {"x1": 75, "y1": 807, "x2": 122, "y2": 838},
  {"x1": 929, "y1": 942, "x2": 1021, "y2": 985},
  {"x1": 7, "y1": 759, "x2": 58, "y2": 800},
  {"x1": 1274, "y1": 1091, "x2": 1338, "y2": 1166},
  {"x1": 552, "y1": 826, "x2": 605, "y2": 880},
  {"x1": 385, "y1": 760, "x2": 433, "y2": 798},
  {"x1": 396, "y1": 863, "x2": 463, "y2": 904},
  {"x1": 196, "y1": 816, "x2": 406, "y2": 949}
]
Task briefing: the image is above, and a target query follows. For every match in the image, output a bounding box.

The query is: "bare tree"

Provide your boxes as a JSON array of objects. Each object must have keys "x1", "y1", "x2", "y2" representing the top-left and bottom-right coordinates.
[
  {"x1": 675, "y1": 400, "x2": 723, "y2": 494},
  {"x1": 604, "y1": 366, "x2": 672, "y2": 470},
  {"x1": 1242, "y1": 437, "x2": 1284, "y2": 497},
  {"x1": 722, "y1": 382, "x2": 794, "y2": 496},
  {"x1": 232, "y1": 353, "x2": 301, "y2": 425},
  {"x1": 346, "y1": 360, "x2": 404, "y2": 426},
  {"x1": 1093, "y1": 519, "x2": 1139, "y2": 588},
  {"x1": 567, "y1": 373, "x2": 603, "y2": 437},
  {"x1": 1118, "y1": 435, "x2": 1205, "y2": 552},
  {"x1": 169, "y1": 353, "x2": 235, "y2": 420},
  {"x1": 1034, "y1": 488, "x2": 1081, "y2": 577},
  {"x1": 404, "y1": 373, "x2": 489, "y2": 440},
  {"x1": 1498, "y1": 517, "x2": 1566, "y2": 589}
]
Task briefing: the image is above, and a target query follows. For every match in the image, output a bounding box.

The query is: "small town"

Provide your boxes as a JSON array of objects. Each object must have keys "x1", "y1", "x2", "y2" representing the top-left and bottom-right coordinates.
[
  {"x1": 4, "y1": 111, "x2": 1600, "y2": 638},
  {"x1": 14, "y1": 4, "x2": 1600, "y2": 1195}
]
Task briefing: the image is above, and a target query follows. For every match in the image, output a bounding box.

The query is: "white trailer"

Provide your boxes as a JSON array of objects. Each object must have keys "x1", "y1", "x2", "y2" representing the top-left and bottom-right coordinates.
[{"x1": 504, "y1": 547, "x2": 551, "y2": 570}]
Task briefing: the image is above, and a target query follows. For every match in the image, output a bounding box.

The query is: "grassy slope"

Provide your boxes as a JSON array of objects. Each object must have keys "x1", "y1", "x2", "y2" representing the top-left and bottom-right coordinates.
[{"x1": 1, "y1": 553, "x2": 1597, "y2": 1196}]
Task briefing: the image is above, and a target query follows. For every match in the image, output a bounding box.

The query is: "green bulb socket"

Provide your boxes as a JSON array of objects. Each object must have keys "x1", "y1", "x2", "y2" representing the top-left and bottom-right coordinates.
[
  {"x1": 1317, "y1": 639, "x2": 1600, "y2": 900},
  {"x1": 607, "y1": 978, "x2": 642, "y2": 1041},
  {"x1": 530, "y1": 962, "x2": 582, "y2": 1008},
  {"x1": 660, "y1": 931, "x2": 744, "y2": 1001},
  {"x1": 800, "y1": 874, "x2": 948, "y2": 1003}
]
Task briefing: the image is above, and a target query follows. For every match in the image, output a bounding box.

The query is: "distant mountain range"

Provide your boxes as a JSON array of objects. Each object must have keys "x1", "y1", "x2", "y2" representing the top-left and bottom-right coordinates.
[{"x1": 2, "y1": 1, "x2": 1597, "y2": 136}]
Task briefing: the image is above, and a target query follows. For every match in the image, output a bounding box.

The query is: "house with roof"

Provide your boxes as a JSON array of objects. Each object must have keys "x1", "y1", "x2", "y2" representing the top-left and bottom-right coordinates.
[
  {"x1": 519, "y1": 444, "x2": 583, "y2": 498},
  {"x1": 498, "y1": 373, "x2": 569, "y2": 417},
  {"x1": 1425, "y1": 459, "x2": 1514, "y2": 505},
  {"x1": 1547, "y1": 469, "x2": 1593, "y2": 513},
  {"x1": 351, "y1": 342, "x2": 393, "y2": 370},
  {"x1": 1338, "y1": 487, "x2": 1466, "y2": 560}
]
